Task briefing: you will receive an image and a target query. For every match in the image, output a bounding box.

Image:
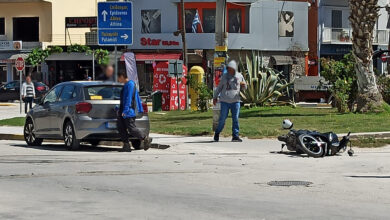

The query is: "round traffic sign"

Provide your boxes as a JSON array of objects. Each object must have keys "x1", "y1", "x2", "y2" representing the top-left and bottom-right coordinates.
[{"x1": 15, "y1": 57, "x2": 25, "y2": 71}]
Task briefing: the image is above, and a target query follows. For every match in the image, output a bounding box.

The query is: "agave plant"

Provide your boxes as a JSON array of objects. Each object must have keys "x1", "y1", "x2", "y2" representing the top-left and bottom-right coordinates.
[{"x1": 239, "y1": 51, "x2": 293, "y2": 106}]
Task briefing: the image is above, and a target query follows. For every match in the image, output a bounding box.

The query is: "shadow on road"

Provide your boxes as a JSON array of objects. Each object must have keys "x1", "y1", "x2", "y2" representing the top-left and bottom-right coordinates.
[
  {"x1": 269, "y1": 151, "x2": 307, "y2": 158},
  {"x1": 11, "y1": 144, "x2": 122, "y2": 152},
  {"x1": 347, "y1": 175, "x2": 390, "y2": 179}
]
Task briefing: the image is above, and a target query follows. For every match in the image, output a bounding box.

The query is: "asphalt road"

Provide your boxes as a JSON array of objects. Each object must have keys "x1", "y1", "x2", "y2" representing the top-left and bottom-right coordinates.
[{"x1": 0, "y1": 137, "x2": 389, "y2": 220}]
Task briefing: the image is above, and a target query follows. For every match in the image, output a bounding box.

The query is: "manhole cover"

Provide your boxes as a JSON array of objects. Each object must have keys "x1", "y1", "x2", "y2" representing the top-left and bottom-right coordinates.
[{"x1": 267, "y1": 181, "x2": 312, "y2": 187}]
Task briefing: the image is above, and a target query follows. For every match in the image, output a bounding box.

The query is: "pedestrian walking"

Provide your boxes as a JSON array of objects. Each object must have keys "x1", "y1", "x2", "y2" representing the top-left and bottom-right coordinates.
[
  {"x1": 21, "y1": 75, "x2": 35, "y2": 114},
  {"x1": 213, "y1": 60, "x2": 247, "y2": 142},
  {"x1": 117, "y1": 72, "x2": 150, "y2": 152}
]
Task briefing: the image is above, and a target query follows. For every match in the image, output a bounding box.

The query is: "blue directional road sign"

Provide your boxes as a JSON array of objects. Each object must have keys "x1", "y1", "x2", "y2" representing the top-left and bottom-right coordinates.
[{"x1": 97, "y1": 1, "x2": 133, "y2": 45}]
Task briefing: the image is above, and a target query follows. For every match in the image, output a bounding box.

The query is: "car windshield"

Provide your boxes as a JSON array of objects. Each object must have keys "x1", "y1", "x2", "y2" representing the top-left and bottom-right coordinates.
[{"x1": 84, "y1": 86, "x2": 122, "y2": 100}]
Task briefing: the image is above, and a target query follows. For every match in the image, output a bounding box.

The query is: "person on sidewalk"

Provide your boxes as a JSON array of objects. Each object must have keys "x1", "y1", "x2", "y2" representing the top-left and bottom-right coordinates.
[
  {"x1": 117, "y1": 72, "x2": 150, "y2": 152},
  {"x1": 213, "y1": 60, "x2": 247, "y2": 142},
  {"x1": 21, "y1": 75, "x2": 35, "y2": 114}
]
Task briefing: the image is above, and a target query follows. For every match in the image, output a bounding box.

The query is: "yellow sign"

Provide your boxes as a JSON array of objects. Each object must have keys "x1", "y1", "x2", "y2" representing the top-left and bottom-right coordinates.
[
  {"x1": 215, "y1": 45, "x2": 228, "y2": 52},
  {"x1": 214, "y1": 57, "x2": 226, "y2": 63},
  {"x1": 90, "y1": 95, "x2": 103, "y2": 100}
]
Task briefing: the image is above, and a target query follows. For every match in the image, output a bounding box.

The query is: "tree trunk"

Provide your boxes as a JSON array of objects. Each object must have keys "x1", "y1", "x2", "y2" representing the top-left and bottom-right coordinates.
[{"x1": 349, "y1": 0, "x2": 383, "y2": 112}]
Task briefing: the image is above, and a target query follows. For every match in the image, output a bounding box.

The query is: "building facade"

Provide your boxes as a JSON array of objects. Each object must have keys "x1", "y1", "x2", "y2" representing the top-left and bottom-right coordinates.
[
  {"x1": 319, "y1": 0, "x2": 389, "y2": 61},
  {"x1": 0, "y1": 0, "x2": 309, "y2": 92}
]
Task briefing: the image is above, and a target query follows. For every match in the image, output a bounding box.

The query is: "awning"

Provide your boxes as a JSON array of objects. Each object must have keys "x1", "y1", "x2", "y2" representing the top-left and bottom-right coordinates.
[
  {"x1": 120, "y1": 53, "x2": 182, "y2": 62},
  {"x1": 0, "y1": 53, "x2": 28, "y2": 64},
  {"x1": 270, "y1": 55, "x2": 294, "y2": 65},
  {"x1": 8, "y1": 53, "x2": 29, "y2": 60},
  {"x1": 46, "y1": 52, "x2": 93, "y2": 61}
]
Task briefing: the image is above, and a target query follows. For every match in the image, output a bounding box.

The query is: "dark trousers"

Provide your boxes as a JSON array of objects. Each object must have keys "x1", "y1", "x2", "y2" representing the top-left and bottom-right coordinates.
[
  {"x1": 24, "y1": 97, "x2": 33, "y2": 113},
  {"x1": 117, "y1": 116, "x2": 145, "y2": 143}
]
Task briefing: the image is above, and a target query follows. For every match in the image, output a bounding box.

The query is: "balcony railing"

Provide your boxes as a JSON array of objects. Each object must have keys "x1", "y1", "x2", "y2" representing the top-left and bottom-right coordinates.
[{"x1": 322, "y1": 27, "x2": 389, "y2": 45}]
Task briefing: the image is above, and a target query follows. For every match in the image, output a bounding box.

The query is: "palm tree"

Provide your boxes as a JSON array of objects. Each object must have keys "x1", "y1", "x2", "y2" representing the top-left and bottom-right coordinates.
[{"x1": 349, "y1": 0, "x2": 383, "y2": 112}]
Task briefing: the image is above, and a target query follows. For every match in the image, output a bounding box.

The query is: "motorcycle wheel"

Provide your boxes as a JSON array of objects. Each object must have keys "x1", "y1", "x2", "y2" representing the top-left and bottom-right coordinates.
[{"x1": 298, "y1": 134, "x2": 324, "y2": 158}]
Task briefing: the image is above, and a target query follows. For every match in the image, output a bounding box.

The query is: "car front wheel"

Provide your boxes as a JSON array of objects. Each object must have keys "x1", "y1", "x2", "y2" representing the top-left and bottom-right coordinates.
[
  {"x1": 64, "y1": 121, "x2": 80, "y2": 150},
  {"x1": 24, "y1": 119, "x2": 43, "y2": 146}
]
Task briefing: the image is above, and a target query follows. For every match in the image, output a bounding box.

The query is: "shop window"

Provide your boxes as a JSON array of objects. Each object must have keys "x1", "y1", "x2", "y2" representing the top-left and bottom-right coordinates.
[
  {"x1": 0, "y1": 66, "x2": 7, "y2": 83},
  {"x1": 141, "y1": 10, "x2": 161, "y2": 33},
  {"x1": 13, "y1": 17, "x2": 39, "y2": 42},
  {"x1": 278, "y1": 11, "x2": 294, "y2": 37},
  {"x1": 228, "y1": 9, "x2": 242, "y2": 33},
  {"x1": 0, "y1": 18, "x2": 5, "y2": 35},
  {"x1": 185, "y1": 9, "x2": 197, "y2": 33},
  {"x1": 202, "y1": 9, "x2": 216, "y2": 33}
]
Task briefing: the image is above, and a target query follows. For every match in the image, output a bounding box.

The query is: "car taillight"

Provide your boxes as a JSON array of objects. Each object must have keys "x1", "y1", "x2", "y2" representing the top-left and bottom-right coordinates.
[
  {"x1": 76, "y1": 102, "x2": 92, "y2": 114},
  {"x1": 142, "y1": 103, "x2": 148, "y2": 114},
  {"x1": 36, "y1": 86, "x2": 45, "y2": 91}
]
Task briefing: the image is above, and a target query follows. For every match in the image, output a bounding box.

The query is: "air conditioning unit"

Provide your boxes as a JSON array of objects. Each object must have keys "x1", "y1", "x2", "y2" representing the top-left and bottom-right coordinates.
[{"x1": 85, "y1": 31, "x2": 97, "y2": 45}]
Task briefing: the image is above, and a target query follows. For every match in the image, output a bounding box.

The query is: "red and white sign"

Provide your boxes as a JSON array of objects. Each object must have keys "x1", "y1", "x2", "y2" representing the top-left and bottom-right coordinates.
[
  {"x1": 381, "y1": 53, "x2": 390, "y2": 63},
  {"x1": 15, "y1": 57, "x2": 25, "y2": 71},
  {"x1": 140, "y1": 37, "x2": 180, "y2": 47},
  {"x1": 153, "y1": 62, "x2": 187, "y2": 111}
]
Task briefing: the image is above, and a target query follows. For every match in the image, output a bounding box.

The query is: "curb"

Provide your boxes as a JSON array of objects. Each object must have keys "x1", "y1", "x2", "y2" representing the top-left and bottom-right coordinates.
[{"x1": 0, "y1": 134, "x2": 169, "y2": 150}]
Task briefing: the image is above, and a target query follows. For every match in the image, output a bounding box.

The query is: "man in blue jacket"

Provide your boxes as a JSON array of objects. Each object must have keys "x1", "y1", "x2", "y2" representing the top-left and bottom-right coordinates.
[{"x1": 117, "y1": 72, "x2": 149, "y2": 152}]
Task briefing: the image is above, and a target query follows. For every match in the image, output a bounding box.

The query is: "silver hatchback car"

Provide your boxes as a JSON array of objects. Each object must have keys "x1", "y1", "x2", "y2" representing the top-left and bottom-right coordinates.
[{"x1": 24, "y1": 81, "x2": 150, "y2": 150}]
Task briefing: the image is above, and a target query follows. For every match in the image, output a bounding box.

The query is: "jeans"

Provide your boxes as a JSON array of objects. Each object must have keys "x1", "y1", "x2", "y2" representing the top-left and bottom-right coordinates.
[
  {"x1": 117, "y1": 116, "x2": 145, "y2": 143},
  {"x1": 215, "y1": 102, "x2": 241, "y2": 137},
  {"x1": 24, "y1": 97, "x2": 33, "y2": 114}
]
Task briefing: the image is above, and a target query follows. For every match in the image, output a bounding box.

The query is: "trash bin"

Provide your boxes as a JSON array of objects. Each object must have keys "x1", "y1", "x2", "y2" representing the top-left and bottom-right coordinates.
[
  {"x1": 152, "y1": 91, "x2": 162, "y2": 112},
  {"x1": 189, "y1": 66, "x2": 205, "y2": 111}
]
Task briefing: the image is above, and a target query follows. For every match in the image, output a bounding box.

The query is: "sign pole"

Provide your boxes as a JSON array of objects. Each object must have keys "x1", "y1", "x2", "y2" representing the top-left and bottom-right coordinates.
[
  {"x1": 19, "y1": 70, "x2": 22, "y2": 114},
  {"x1": 92, "y1": 51, "x2": 95, "y2": 80},
  {"x1": 177, "y1": 74, "x2": 180, "y2": 111},
  {"x1": 114, "y1": 45, "x2": 118, "y2": 82}
]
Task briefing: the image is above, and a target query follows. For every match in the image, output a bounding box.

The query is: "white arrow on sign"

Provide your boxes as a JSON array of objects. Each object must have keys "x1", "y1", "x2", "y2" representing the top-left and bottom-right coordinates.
[
  {"x1": 102, "y1": 10, "x2": 108, "y2": 22},
  {"x1": 121, "y1": 34, "x2": 129, "y2": 40}
]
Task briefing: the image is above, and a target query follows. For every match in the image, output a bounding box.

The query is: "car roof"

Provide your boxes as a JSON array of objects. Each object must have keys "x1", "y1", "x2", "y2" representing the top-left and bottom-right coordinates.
[{"x1": 56, "y1": 81, "x2": 124, "y2": 87}]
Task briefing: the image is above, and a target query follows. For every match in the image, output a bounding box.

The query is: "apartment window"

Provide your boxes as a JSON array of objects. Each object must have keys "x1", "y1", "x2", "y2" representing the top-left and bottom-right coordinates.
[
  {"x1": 203, "y1": 9, "x2": 216, "y2": 33},
  {"x1": 0, "y1": 18, "x2": 4, "y2": 35},
  {"x1": 185, "y1": 9, "x2": 197, "y2": 33},
  {"x1": 13, "y1": 17, "x2": 39, "y2": 42},
  {"x1": 332, "y1": 10, "x2": 342, "y2": 28},
  {"x1": 228, "y1": 9, "x2": 242, "y2": 33}
]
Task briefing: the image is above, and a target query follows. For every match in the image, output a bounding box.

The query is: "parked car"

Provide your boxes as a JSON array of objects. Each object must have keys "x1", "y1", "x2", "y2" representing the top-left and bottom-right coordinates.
[
  {"x1": 24, "y1": 81, "x2": 150, "y2": 150},
  {"x1": 0, "y1": 81, "x2": 49, "y2": 102}
]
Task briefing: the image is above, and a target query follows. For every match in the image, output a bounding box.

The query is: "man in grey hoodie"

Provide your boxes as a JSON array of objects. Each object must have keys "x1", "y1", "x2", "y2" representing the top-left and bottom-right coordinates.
[{"x1": 213, "y1": 60, "x2": 247, "y2": 142}]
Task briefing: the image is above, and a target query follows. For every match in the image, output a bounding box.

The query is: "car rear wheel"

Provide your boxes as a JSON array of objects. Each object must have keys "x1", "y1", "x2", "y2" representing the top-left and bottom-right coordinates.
[
  {"x1": 64, "y1": 121, "x2": 80, "y2": 150},
  {"x1": 24, "y1": 119, "x2": 43, "y2": 146}
]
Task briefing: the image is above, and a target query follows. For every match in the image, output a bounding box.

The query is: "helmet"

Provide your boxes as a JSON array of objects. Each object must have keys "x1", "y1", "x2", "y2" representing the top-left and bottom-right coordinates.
[{"x1": 282, "y1": 119, "x2": 293, "y2": 129}]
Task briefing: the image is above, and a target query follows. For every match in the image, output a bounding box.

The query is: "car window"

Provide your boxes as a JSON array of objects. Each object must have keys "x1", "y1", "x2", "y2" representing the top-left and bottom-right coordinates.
[
  {"x1": 84, "y1": 86, "x2": 122, "y2": 100},
  {"x1": 44, "y1": 86, "x2": 63, "y2": 104},
  {"x1": 5, "y1": 82, "x2": 16, "y2": 89},
  {"x1": 59, "y1": 85, "x2": 76, "y2": 102}
]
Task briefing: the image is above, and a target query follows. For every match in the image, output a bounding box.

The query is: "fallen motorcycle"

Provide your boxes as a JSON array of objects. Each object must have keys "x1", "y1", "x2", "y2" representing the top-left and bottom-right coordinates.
[{"x1": 277, "y1": 120, "x2": 354, "y2": 158}]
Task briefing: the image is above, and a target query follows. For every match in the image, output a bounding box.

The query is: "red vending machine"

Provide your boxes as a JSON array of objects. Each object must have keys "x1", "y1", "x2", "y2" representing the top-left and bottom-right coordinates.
[{"x1": 153, "y1": 62, "x2": 187, "y2": 111}]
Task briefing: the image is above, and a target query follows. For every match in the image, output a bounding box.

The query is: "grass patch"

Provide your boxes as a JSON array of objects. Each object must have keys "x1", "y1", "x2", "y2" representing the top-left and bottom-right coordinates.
[
  {"x1": 0, "y1": 117, "x2": 25, "y2": 126},
  {"x1": 149, "y1": 106, "x2": 390, "y2": 139},
  {"x1": 352, "y1": 137, "x2": 390, "y2": 148}
]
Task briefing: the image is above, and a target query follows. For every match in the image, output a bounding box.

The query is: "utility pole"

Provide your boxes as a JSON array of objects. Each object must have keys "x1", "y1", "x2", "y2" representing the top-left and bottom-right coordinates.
[
  {"x1": 213, "y1": 0, "x2": 228, "y2": 131},
  {"x1": 215, "y1": 0, "x2": 228, "y2": 48},
  {"x1": 180, "y1": 0, "x2": 189, "y2": 110}
]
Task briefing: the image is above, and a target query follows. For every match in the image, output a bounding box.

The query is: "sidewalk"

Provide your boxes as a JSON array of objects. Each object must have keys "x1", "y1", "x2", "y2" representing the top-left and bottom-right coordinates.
[{"x1": 0, "y1": 103, "x2": 25, "y2": 120}]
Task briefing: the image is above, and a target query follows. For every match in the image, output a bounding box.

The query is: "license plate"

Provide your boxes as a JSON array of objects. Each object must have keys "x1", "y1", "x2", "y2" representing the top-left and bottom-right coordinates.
[{"x1": 106, "y1": 122, "x2": 117, "y2": 129}]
